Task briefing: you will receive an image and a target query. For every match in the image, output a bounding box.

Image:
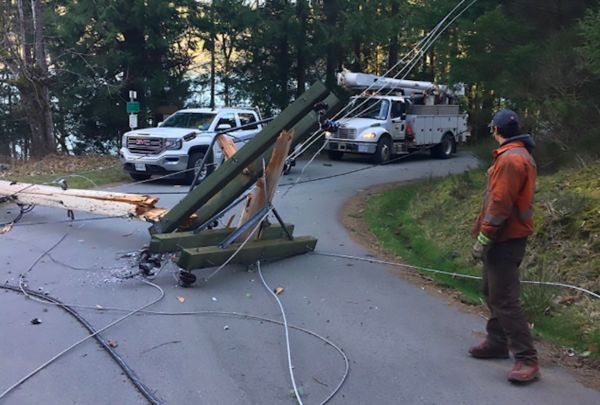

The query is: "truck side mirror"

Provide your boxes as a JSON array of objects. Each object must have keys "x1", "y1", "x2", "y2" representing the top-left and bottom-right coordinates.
[
  {"x1": 217, "y1": 123, "x2": 232, "y2": 131},
  {"x1": 157, "y1": 121, "x2": 163, "y2": 127}
]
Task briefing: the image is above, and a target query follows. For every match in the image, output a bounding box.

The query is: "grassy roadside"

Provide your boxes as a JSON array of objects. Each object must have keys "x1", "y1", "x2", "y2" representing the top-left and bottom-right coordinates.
[
  {"x1": 361, "y1": 162, "x2": 600, "y2": 361},
  {"x1": 0, "y1": 155, "x2": 129, "y2": 189}
]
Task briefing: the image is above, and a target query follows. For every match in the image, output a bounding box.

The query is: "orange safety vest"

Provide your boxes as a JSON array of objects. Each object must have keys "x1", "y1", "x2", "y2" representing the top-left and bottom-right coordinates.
[{"x1": 473, "y1": 139, "x2": 537, "y2": 242}]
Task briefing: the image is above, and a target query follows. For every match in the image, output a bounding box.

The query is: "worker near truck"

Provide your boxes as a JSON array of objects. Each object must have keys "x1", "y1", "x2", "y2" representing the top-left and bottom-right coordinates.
[{"x1": 469, "y1": 109, "x2": 539, "y2": 383}]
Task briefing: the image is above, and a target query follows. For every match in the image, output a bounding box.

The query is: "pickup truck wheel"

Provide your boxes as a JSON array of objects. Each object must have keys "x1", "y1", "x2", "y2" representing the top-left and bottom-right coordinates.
[
  {"x1": 327, "y1": 150, "x2": 344, "y2": 161},
  {"x1": 129, "y1": 173, "x2": 151, "y2": 182},
  {"x1": 432, "y1": 133, "x2": 454, "y2": 159},
  {"x1": 374, "y1": 136, "x2": 392, "y2": 163},
  {"x1": 186, "y1": 152, "x2": 213, "y2": 185}
]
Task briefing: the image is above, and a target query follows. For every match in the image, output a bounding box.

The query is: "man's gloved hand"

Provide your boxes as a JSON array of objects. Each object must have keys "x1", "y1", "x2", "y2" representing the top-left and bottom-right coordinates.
[{"x1": 472, "y1": 232, "x2": 492, "y2": 262}]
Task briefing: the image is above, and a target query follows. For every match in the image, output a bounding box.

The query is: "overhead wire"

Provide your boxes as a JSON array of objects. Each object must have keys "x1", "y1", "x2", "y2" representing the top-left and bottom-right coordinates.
[{"x1": 286, "y1": 0, "x2": 477, "y2": 165}]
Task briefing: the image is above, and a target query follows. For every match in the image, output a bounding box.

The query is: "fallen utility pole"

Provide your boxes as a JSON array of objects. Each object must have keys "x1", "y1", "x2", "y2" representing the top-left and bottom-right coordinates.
[
  {"x1": 146, "y1": 82, "x2": 341, "y2": 285},
  {"x1": 0, "y1": 180, "x2": 170, "y2": 222}
]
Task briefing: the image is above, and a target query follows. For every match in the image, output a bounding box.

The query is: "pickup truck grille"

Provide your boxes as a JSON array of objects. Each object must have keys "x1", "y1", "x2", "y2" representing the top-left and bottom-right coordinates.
[
  {"x1": 336, "y1": 128, "x2": 357, "y2": 139},
  {"x1": 127, "y1": 136, "x2": 163, "y2": 155}
]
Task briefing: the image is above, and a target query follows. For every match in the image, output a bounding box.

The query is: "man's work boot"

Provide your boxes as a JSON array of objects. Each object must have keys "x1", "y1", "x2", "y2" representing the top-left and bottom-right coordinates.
[
  {"x1": 507, "y1": 361, "x2": 540, "y2": 383},
  {"x1": 468, "y1": 341, "x2": 509, "y2": 359}
]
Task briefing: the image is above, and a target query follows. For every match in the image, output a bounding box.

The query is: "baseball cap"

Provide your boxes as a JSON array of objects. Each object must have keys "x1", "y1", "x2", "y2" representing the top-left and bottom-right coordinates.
[{"x1": 490, "y1": 109, "x2": 520, "y2": 129}]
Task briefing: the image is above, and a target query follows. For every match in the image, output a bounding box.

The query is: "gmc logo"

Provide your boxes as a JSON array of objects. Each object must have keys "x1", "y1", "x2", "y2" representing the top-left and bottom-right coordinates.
[{"x1": 135, "y1": 139, "x2": 150, "y2": 145}]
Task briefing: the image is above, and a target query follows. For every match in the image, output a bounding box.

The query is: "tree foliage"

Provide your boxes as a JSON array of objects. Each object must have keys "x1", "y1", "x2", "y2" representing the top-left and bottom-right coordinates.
[{"x1": 0, "y1": 0, "x2": 599, "y2": 166}]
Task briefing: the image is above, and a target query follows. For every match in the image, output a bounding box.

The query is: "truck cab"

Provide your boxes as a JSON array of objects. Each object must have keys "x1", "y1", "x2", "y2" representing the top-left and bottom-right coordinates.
[
  {"x1": 326, "y1": 95, "x2": 410, "y2": 162},
  {"x1": 119, "y1": 107, "x2": 262, "y2": 183}
]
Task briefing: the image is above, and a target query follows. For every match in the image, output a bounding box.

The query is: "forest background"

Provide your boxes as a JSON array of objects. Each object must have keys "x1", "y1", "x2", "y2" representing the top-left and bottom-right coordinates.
[{"x1": 1, "y1": 0, "x2": 600, "y2": 171}]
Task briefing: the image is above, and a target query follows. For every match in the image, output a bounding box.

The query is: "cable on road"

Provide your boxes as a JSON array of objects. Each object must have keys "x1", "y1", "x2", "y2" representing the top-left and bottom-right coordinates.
[
  {"x1": 0, "y1": 233, "x2": 166, "y2": 402},
  {"x1": 257, "y1": 261, "x2": 303, "y2": 404},
  {"x1": 1, "y1": 280, "x2": 350, "y2": 405},
  {"x1": 312, "y1": 251, "x2": 600, "y2": 300},
  {"x1": 0, "y1": 284, "x2": 162, "y2": 405}
]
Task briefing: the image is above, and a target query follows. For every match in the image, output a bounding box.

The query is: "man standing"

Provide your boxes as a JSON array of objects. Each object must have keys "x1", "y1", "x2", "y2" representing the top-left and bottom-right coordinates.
[{"x1": 470, "y1": 109, "x2": 539, "y2": 383}]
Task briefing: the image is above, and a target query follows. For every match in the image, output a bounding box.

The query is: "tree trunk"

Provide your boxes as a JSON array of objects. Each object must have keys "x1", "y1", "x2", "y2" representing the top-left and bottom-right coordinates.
[
  {"x1": 209, "y1": 3, "x2": 216, "y2": 109},
  {"x1": 5, "y1": 0, "x2": 55, "y2": 159},
  {"x1": 387, "y1": 0, "x2": 400, "y2": 72},
  {"x1": 295, "y1": 0, "x2": 307, "y2": 97},
  {"x1": 18, "y1": 83, "x2": 54, "y2": 158},
  {"x1": 324, "y1": 0, "x2": 339, "y2": 88}
]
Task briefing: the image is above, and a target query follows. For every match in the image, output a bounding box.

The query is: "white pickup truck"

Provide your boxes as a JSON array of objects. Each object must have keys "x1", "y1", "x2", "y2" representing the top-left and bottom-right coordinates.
[{"x1": 119, "y1": 107, "x2": 262, "y2": 183}]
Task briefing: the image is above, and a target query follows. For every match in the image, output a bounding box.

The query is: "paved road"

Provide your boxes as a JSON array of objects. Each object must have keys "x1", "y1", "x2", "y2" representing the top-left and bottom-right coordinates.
[{"x1": 1, "y1": 152, "x2": 598, "y2": 404}]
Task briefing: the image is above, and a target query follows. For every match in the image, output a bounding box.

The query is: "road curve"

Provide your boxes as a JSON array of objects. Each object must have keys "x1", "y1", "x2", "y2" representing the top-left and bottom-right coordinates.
[{"x1": 1, "y1": 152, "x2": 598, "y2": 404}]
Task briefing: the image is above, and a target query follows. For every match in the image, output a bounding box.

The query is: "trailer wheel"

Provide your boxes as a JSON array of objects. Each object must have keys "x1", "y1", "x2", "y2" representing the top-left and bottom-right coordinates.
[
  {"x1": 282, "y1": 157, "x2": 293, "y2": 175},
  {"x1": 178, "y1": 270, "x2": 197, "y2": 287},
  {"x1": 374, "y1": 136, "x2": 392, "y2": 163},
  {"x1": 327, "y1": 150, "x2": 344, "y2": 161},
  {"x1": 432, "y1": 133, "x2": 455, "y2": 159},
  {"x1": 186, "y1": 151, "x2": 213, "y2": 184},
  {"x1": 129, "y1": 173, "x2": 151, "y2": 182}
]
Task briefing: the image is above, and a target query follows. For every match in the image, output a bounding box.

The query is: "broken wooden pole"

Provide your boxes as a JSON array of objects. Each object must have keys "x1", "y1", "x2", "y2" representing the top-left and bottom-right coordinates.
[
  {"x1": 236, "y1": 130, "x2": 292, "y2": 241},
  {"x1": 0, "y1": 180, "x2": 178, "y2": 222}
]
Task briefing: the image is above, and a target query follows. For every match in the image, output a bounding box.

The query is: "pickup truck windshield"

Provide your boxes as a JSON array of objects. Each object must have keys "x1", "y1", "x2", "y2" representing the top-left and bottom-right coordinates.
[
  {"x1": 161, "y1": 112, "x2": 216, "y2": 130},
  {"x1": 351, "y1": 98, "x2": 389, "y2": 120}
]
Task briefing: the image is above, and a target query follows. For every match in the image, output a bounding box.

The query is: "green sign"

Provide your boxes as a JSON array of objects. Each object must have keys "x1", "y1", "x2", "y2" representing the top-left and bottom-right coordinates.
[{"x1": 126, "y1": 101, "x2": 140, "y2": 113}]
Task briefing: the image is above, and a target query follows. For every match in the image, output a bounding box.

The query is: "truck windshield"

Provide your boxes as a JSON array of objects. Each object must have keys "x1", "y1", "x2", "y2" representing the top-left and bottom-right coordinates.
[
  {"x1": 351, "y1": 98, "x2": 389, "y2": 120},
  {"x1": 161, "y1": 112, "x2": 216, "y2": 130}
]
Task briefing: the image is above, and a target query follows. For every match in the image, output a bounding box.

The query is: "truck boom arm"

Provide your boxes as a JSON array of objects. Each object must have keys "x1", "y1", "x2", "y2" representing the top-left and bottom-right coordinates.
[{"x1": 337, "y1": 69, "x2": 464, "y2": 97}]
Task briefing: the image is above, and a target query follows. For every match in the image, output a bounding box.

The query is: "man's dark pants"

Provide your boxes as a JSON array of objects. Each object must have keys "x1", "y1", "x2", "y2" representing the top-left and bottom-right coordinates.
[{"x1": 482, "y1": 237, "x2": 537, "y2": 363}]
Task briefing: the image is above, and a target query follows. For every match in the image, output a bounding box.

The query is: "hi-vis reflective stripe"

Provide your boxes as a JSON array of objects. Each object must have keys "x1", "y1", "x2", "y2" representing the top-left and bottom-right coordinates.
[
  {"x1": 483, "y1": 206, "x2": 533, "y2": 224},
  {"x1": 483, "y1": 207, "x2": 533, "y2": 226},
  {"x1": 484, "y1": 213, "x2": 505, "y2": 226},
  {"x1": 514, "y1": 206, "x2": 533, "y2": 220}
]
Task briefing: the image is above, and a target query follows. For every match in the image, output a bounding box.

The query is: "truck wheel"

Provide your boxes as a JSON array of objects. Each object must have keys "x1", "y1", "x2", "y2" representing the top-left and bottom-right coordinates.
[
  {"x1": 129, "y1": 173, "x2": 151, "y2": 182},
  {"x1": 327, "y1": 150, "x2": 344, "y2": 161},
  {"x1": 374, "y1": 136, "x2": 392, "y2": 163},
  {"x1": 432, "y1": 133, "x2": 454, "y2": 159},
  {"x1": 186, "y1": 151, "x2": 213, "y2": 184}
]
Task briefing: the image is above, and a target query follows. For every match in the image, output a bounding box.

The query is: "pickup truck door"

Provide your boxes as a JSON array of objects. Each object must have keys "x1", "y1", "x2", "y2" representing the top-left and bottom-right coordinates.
[{"x1": 235, "y1": 112, "x2": 261, "y2": 147}]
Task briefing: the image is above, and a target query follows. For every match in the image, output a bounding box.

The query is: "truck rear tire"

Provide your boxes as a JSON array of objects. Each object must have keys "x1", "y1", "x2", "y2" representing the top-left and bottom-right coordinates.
[
  {"x1": 432, "y1": 133, "x2": 454, "y2": 159},
  {"x1": 129, "y1": 173, "x2": 151, "y2": 182},
  {"x1": 186, "y1": 151, "x2": 214, "y2": 185},
  {"x1": 374, "y1": 136, "x2": 392, "y2": 163},
  {"x1": 327, "y1": 150, "x2": 344, "y2": 161}
]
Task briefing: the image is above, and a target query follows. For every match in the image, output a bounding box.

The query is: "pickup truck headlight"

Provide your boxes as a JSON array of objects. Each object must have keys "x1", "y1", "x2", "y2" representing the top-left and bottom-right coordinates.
[
  {"x1": 164, "y1": 138, "x2": 182, "y2": 150},
  {"x1": 324, "y1": 131, "x2": 333, "y2": 139},
  {"x1": 362, "y1": 132, "x2": 377, "y2": 139}
]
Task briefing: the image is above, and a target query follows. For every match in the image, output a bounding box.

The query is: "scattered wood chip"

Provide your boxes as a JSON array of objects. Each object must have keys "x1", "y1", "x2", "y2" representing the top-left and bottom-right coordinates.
[
  {"x1": 108, "y1": 340, "x2": 118, "y2": 348},
  {"x1": 177, "y1": 296, "x2": 185, "y2": 304},
  {"x1": 274, "y1": 287, "x2": 284, "y2": 296},
  {"x1": 0, "y1": 223, "x2": 13, "y2": 234},
  {"x1": 30, "y1": 318, "x2": 42, "y2": 325}
]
